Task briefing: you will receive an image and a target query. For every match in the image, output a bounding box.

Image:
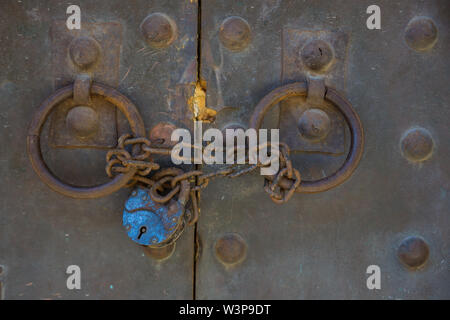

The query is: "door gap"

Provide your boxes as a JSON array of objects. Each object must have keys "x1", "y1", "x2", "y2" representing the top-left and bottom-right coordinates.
[{"x1": 192, "y1": 0, "x2": 202, "y2": 301}]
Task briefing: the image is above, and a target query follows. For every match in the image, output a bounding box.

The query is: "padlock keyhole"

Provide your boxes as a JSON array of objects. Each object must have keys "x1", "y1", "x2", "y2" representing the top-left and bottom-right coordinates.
[{"x1": 138, "y1": 226, "x2": 147, "y2": 240}]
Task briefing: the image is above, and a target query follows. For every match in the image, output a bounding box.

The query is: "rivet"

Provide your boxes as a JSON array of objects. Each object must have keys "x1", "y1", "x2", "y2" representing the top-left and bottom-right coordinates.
[
  {"x1": 219, "y1": 16, "x2": 251, "y2": 52},
  {"x1": 140, "y1": 13, "x2": 177, "y2": 49},
  {"x1": 405, "y1": 17, "x2": 438, "y2": 52},
  {"x1": 66, "y1": 106, "x2": 99, "y2": 139},
  {"x1": 398, "y1": 236, "x2": 429, "y2": 270},
  {"x1": 215, "y1": 233, "x2": 247, "y2": 266},
  {"x1": 300, "y1": 39, "x2": 334, "y2": 72},
  {"x1": 131, "y1": 190, "x2": 137, "y2": 196},
  {"x1": 149, "y1": 122, "x2": 177, "y2": 147},
  {"x1": 143, "y1": 243, "x2": 176, "y2": 261},
  {"x1": 142, "y1": 194, "x2": 148, "y2": 201},
  {"x1": 151, "y1": 237, "x2": 158, "y2": 244},
  {"x1": 69, "y1": 36, "x2": 101, "y2": 69},
  {"x1": 298, "y1": 108, "x2": 331, "y2": 141},
  {"x1": 400, "y1": 127, "x2": 434, "y2": 162}
]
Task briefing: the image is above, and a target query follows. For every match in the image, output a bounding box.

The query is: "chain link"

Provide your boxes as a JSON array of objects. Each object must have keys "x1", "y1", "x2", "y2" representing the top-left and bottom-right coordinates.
[{"x1": 106, "y1": 134, "x2": 302, "y2": 223}]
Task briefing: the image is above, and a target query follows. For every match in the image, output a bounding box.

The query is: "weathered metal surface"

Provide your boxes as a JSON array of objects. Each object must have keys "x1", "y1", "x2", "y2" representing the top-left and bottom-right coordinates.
[
  {"x1": 123, "y1": 188, "x2": 185, "y2": 246},
  {"x1": 0, "y1": 0, "x2": 197, "y2": 299},
  {"x1": 27, "y1": 82, "x2": 146, "y2": 199},
  {"x1": 49, "y1": 22, "x2": 122, "y2": 148},
  {"x1": 250, "y1": 80, "x2": 364, "y2": 193},
  {"x1": 279, "y1": 29, "x2": 349, "y2": 154},
  {"x1": 198, "y1": 0, "x2": 450, "y2": 299}
]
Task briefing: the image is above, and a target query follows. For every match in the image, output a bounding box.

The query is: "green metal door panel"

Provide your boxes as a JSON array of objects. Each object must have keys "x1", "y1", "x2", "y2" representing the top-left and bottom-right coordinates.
[
  {"x1": 0, "y1": 0, "x2": 197, "y2": 299},
  {"x1": 197, "y1": 0, "x2": 449, "y2": 299}
]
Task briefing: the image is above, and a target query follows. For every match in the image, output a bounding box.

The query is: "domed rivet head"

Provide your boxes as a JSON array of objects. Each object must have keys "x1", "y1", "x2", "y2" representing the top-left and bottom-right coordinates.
[
  {"x1": 151, "y1": 237, "x2": 158, "y2": 244},
  {"x1": 398, "y1": 236, "x2": 429, "y2": 270},
  {"x1": 219, "y1": 16, "x2": 251, "y2": 52},
  {"x1": 149, "y1": 122, "x2": 178, "y2": 147},
  {"x1": 405, "y1": 17, "x2": 438, "y2": 52},
  {"x1": 298, "y1": 108, "x2": 331, "y2": 141},
  {"x1": 400, "y1": 127, "x2": 434, "y2": 162},
  {"x1": 300, "y1": 39, "x2": 334, "y2": 72},
  {"x1": 131, "y1": 190, "x2": 137, "y2": 197},
  {"x1": 69, "y1": 36, "x2": 101, "y2": 69},
  {"x1": 215, "y1": 233, "x2": 247, "y2": 266},
  {"x1": 66, "y1": 106, "x2": 99, "y2": 139},
  {"x1": 143, "y1": 243, "x2": 176, "y2": 261},
  {"x1": 140, "y1": 13, "x2": 177, "y2": 49}
]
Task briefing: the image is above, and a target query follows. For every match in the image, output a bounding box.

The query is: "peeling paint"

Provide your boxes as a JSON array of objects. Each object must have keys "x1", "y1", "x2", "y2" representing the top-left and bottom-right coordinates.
[{"x1": 189, "y1": 82, "x2": 216, "y2": 122}]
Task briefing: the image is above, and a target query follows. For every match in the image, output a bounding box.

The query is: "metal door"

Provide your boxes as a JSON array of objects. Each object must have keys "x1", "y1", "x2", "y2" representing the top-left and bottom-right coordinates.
[
  {"x1": 0, "y1": 0, "x2": 197, "y2": 299},
  {"x1": 0, "y1": 0, "x2": 449, "y2": 300},
  {"x1": 197, "y1": 0, "x2": 449, "y2": 299}
]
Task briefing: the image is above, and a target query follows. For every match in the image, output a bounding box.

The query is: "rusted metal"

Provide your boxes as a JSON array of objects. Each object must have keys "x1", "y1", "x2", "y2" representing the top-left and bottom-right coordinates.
[
  {"x1": 218, "y1": 16, "x2": 252, "y2": 52},
  {"x1": 1, "y1": 0, "x2": 198, "y2": 299},
  {"x1": 27, "y1": 82, "x2": 146, "y2": 199},
  {"x1": 143, "y1": 243, "x2": 176, "y2": 261},
  {"x1": 400, "y1": 127, "x2": 434, "y2": 162},
  {"x1": 405, "y1": 17, "x2": 438, "y2": 52},
  {"x1": 198, "y1": 0, "x2": 449, "y2": 300},
  {"x1": 280, "y1": 29, "x2": 349, "y2": 155},
  {"x1": 66, "y1": 106, "x2": 99, "y2": 139},
  {"x1": 398, "y1": 236, "x2": 430, "y2": 270},
  {"x1": 250, "y1": 81, "x2": 364, "y2": 193},
  {"x1": 49, "y1": 21, "x2": 122, "y2": 149},
  {"x1": 297, "y1": 108, "x2": 331, "y2": 141},
  {"x1": 69, "y1": 36, "x2": 101, "y2": 70},
  {"x1": 149, "y1": 122, "x2": 178, "y2": 147},
  {"x1": 215, "y1": 233, "x2": 247, "y2": 266},
  {"x1": 301, "y1": 39, "x2": 334, "y2": 72},
  {"x1": 140, "y1": 13, "x2": 177, "y2": 49}
]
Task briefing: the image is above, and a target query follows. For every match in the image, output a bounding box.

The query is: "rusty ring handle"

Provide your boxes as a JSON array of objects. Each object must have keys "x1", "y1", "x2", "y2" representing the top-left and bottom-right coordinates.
[
  {"x1": 249, "y1": 82, "x2": 364, "y2": 193},
  {"x1": 27, "y1": 82, "x2": 146, "y2": 199}
]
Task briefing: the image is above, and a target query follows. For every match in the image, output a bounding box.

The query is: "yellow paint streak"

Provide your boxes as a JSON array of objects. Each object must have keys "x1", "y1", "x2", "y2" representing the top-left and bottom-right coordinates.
[{"x1": 189, "y1": 82, "x2": 216, "y2": 122}]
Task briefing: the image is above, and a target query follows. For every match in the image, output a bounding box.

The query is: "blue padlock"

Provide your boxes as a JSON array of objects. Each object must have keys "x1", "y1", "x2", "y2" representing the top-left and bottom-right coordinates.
[{"x1": 122, "y1": 169, "x2": 190, "y2": 247}]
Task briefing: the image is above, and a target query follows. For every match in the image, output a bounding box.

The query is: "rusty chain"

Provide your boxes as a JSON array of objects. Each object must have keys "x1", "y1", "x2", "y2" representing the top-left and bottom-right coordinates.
[{"x1": 106, "y1": 134, "x2": 302, "y2": 224}]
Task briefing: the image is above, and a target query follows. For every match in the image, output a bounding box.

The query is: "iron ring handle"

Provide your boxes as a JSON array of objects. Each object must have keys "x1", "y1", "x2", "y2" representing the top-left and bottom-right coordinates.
[
  {"x1": 27, "y1": 82, "x2": 146, "y2": 199},
  {"x1": 249, "y1": 82, "x2": 364, "y2": 193}
]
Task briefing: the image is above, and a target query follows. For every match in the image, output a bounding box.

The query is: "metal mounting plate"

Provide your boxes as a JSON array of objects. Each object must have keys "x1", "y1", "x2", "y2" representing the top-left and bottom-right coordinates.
[
  {"x1": 48, "y1": 21, "x2": 122, "y2": 149},
  {"x1": 280, "y1": 29, "x2": 349, "y2": 154}
]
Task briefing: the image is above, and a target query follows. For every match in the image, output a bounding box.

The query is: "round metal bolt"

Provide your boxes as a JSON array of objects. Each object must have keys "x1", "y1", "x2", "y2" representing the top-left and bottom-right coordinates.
[
  {"x1": 300, "y1": 39, "x2": 334, "y2": 72},
  {"x1": 405, "y1": 17, "x2": 438, "y2": 52},
  {"x1": 151, "y1": 237, "x2": 158, "y2": 244},
  {"x1": 143, "y1": 243, "x2": 176, "y2": 261},
  {"x1": 131, "y1": 190, "x2": 137, "y2": 196},
  {"x1": 141, "y1": 13, "x2": 177, "y2": 49},
  {"x1": 401, "y1": 127, "x2": 434, "y2": 162},
  {"x1": 219, "y1": 16, "x2": 251, "y2": 52},
  {"x1": 142, "y1": 194, "x2": 148, "y2": 201},
  {"x1": 149, "y1": 122, "x2": 178, "y2": 147},
  {"x1": 215, "y1": 233, "x2": 247, "y2": 266},
  {"x1": 298, "y1": 108, "x2": 331, "y2": 141},
  {"x1": 398, "y1": 236, "x2": 429, "y2": 270},
  {"x1": 69, "y1": 36, "x2": 101, "y2": 69},
  {"x1": 66, "y1": 106, "x2": 99, "y2": 138}
]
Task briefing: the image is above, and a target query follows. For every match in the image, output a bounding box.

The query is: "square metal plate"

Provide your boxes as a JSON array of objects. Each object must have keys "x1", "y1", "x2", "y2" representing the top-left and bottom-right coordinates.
[{"x1": 49, "y1": 21, "x2": 122, "y2": 149}]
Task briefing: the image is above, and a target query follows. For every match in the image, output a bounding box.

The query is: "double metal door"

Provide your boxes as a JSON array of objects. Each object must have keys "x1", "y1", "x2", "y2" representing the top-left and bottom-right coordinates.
[{"x1": 0, "y1": 0, "x2": 448, "y2": 299}]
